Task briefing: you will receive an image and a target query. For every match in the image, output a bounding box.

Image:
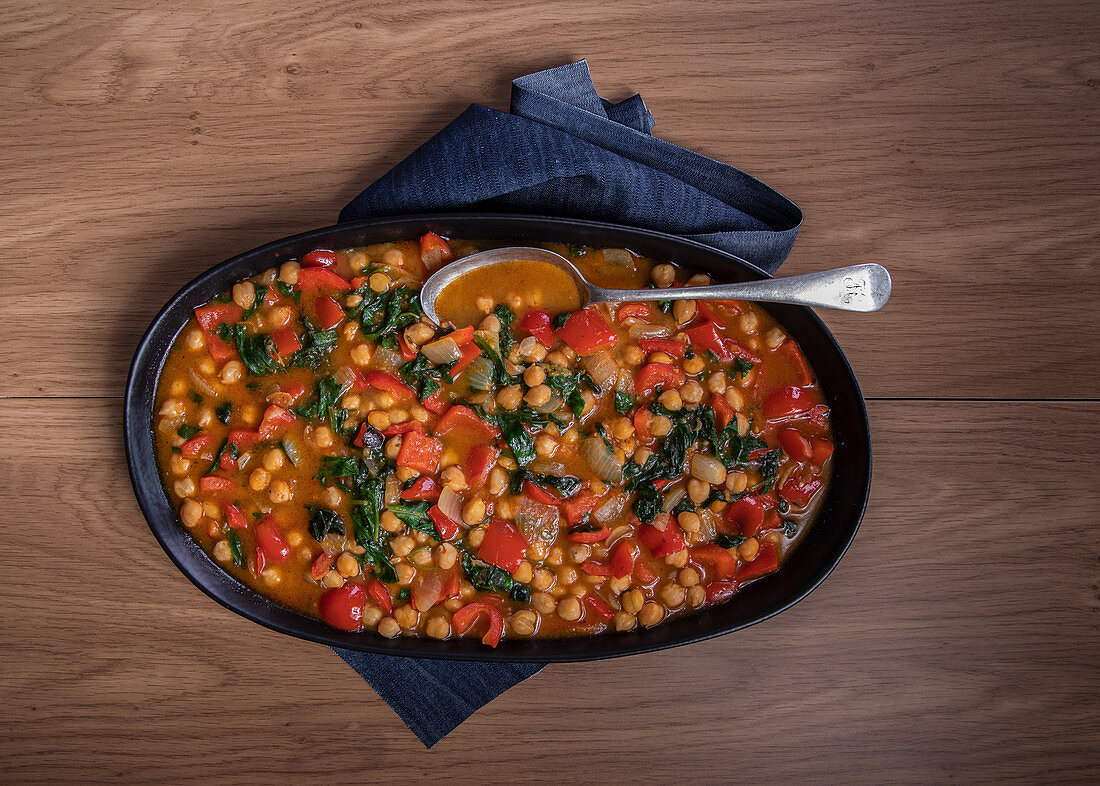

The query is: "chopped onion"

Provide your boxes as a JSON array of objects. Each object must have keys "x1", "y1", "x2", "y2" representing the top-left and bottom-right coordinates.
[
  {"x1": 437, "y1": 486, "x2": 463, "y2": 524},
  {"x1": 188, "y1": 368, "x2": 217, "y2": 398},
  {"x1": 535, "y1": 390, "x2": 563, "y2": 414},
  {"x1": 690, "y1": 453, "x2": 727, "y2": 485},
  {"x1": 592, "y1": 493, "x2": 625, "y2": 523},
  {"x1": 421, "y1": 336, "x2": 461, "y2": 365},
  {"x1": 603, "y1": 248, "x2": 634, "y2": 267},
  {"x1": 530, "y1": 460, "x2": 567, "y2": 476},
  {"x1": 662, "y1": 485, "x2": 686, "y2": 513},
  {"x1": 372, "y1": 346, "x2": 402, "y2": 371},
  {"x1": 280, "y1": 437, "x2": 303, "y2": 467},
  {"x1": 628, "y1": 322, "x2": 674, "y2": 340},
  {"x1": 466, "y1": 357, "x2": 495, "y2": 391},
  {"x1": 582, "y1": 437, "x2": 623, "y2": 483},
  {"x1": 334, "y1": 366, "x2": 357, "y2": 397},
  {"x1": 582, "y1": 350, "x2": 619, "y2": 390},
  {"x1": 515, "y1": 497, "x2": 559, "y2": 545},
  {"x1": 384, "y1": 475, "x2": 400, "y2": 505}
]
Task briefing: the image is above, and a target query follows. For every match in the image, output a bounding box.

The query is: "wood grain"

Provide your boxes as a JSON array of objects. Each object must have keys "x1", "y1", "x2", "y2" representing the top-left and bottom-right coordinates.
[
  {"x1": 0, "y1": 400, "x2": 1097, "y2": 782},
  {"x1": 0, "y1": 0, "x2": 1097, "y2": 397}
]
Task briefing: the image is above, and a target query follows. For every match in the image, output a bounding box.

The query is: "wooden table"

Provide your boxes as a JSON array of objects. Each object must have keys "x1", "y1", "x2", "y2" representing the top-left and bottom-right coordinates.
[{"x1": 3, "y1": 0, "x2": 1097, "y2": 781}]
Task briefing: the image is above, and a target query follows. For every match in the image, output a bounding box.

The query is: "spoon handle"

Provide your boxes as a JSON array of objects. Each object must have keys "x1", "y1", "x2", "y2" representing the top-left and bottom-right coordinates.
[{"x1": 589, "y1": 263, "x2": 892, "y2": 313}]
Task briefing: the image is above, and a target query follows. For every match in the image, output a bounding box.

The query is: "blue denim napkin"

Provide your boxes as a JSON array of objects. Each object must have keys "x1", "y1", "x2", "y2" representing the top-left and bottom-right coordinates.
[{"x1": 333, "y1": 60, "x2": 802, "y2": 747}]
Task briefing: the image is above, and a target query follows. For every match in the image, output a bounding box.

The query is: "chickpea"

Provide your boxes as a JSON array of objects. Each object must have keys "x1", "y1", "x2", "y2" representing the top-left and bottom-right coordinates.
[
  {"x1": 725, "y1": 471, "x2": 749, "y2": 493},
  {"x1": 614, "y1": 612, "x2": 637, "y2": 631},
  {"x1": 462, "y1": 498, "x2": 486, "y2": 526},
  {"x1": 437, "y1": 466, "x2": 466, "y2": 492},
  {"x1": 524, "y1": 384, "x2": 551, "y2": 407},
  {"x1": 232, "y1": 281, "x2": 256, "y2": 310},
  {"x1": 361, "y1": 605, "x2": 383, "y2": 628},
  {"x1": 546, "y1": 546, "x2": 564, "y2": 567},
  {"x1": 268, "y1": 480, "x2": 292, "y2": 504},
  {"x1": 311, "y1": 425, "x2": 334, "y2": 449},
  {"x1": 677, "y1": 511, "x2": 702, "y2": 535},
  {"x1": 650, "y1": 415, "x2": 672, "y2": 438},
  {"x1": 395, "y1": 562, "x2": 416, "y2": 584},
  {"x1": 688, "y1": 585, "x2": 706, "y2": 607},
  {"x1": 487, "y1": 466, "x2": 508, "y2": 496},
  {"x1": 557, "y1": 565, "x2": 579, "y2": 585},
  {"x1": 262, "y1": 448, "x2": 285, "y2": 471},
  {"x1": 198, "y1": 358, "x2": 216, "y2": 375},
  {"x1": 687, "y1": 273, "x2": 711, "y2": 287},
  {"x1": 707, "y1": 371, "x2": 729, "y2": 395},
  {"x1": 519, "y1": 336, "x2": 548, "y2": 362},
  {"x1": 496, "y1": 385, "x2": 522, "y2": 411},
  {"x1": 246, "y1": 468, "x2": 269, "y2": 492},
  {"x1": 378, "y1": 617, "x2": 401, "y2": 638},
  {"x1": 622, "y1": 345, "x2": 644, "y2": 366},
  {"x1": 736, "y1": 413, "x2": 750, "y2": 436},
  {"x1": 665, "y1": 548, "x2": 689, "y2": 568},
  {"x1": 523, "y1": 365, "x2": 546, "y2": 387},
  {"x1": 764, "y1": 327, "x2": 787, "y2": 349},
  {"x1": 510, "y1": 609, "x2": 538, "y2": 636},
  {"x1": 407, "y1": 548, "x2": 431, "y2": 567},
  {"x1": 534, "y1": 433, "x2": 558, "y2": 457},
  {"x1": 622, "y1": 589, "x2": 645, "y2": 615},
  {"x1": 683, "y1": 355, "x2": 704, "y2": 375},
  {"x1": 557, "y1": 597, "x2": 582, "y2": 621},
  {"x1": 638, "y1": 601, "x2": 665, "y2": 627},
  {"x1": 687, "y1": 478, "x2": 709, "y2": 505},
  {"x1": 341, "y1": 322, "x2": 360, "y2": 342},
  {"x1": 680, "y1": 380, "x2": 704, "y2": 405},
  {"x1": 650, "y1": 263, "x2": 676, "y2": 287},
  {"x1": 739, "y1": 312, "x2": 759, "y2": 334},
  {"x1": 390, "y1": 535, "x2": 415, "y2": 557},
  {"x1": 185, "y1": 329, "x2": 205, "y2": 351},
  {"x1": 381, "y1": 510, "x2": 403, "y2": 533},
  {"x1": 679, "y1": 567, "x2": 701, "y2": 587},
  {"x1": 512, "y1": 560, "x2": 534, "y2": 584},
  {"x1": 661, "y1": 584, "x2": 687, "y2": 606},
  {"x1": 278, "y1": 260, "x2": 300, "y2": 285},
  {"x1": 287, "y1": 531, "x2": 304, "y2": 547},
  {"x1": 658, "y1": 389, "x2": 683, "y2": 411},
  {"x1": 467, "y1": 526, "x2": 486, "y2": 549},
  {"x1": 545, "y1": 350, "x2": 568, "y2": 366},
  {"x1": 738, "y1": 537, "x2": 760, "y2": 562},
  {"x1": 351, "y1": 343, "x2": 372, "y2": 366},
  {"x1": 384, "y1": 435, "x2": 403, "y2": 461},
  {"x1": 435, "y1": 542, "x2": 458, "y2": 570},
  {"x1": 369, "y1": 272, "x2": 391, "y2": 292},
  {"x1": 321, "y1": 570, "x2": 345, "y2": 589},
  {"x1": 169, "y1": 455, "x2": 192, "y2": 475},
  {"x1": 531, "y1": 568, "x2": 555, "y2": 591},
  {"x1": 368, "y1": 411, "x2": 391, "y2": 430},
  {"x1": 634, "y1": 447, "x2": 654, "y2": 465},
  {"x1": 567, "y1": 544, "x2": 592, "y2": 563},
  {"x1": 608, "y1": 576, "x2": 632, "y2": 594},
  {"x1": 394, "y1": 604, "x2": 419, "y2": 630},
  {"x1": 197, "y1": 407, "x2": 215, "y2": 428},
  {"x1": 180, "y1": 499, "x2": 203, "y2": 527},
  {"x1": 425, "y1": 615, "x2": 451, "y2": 639},
  {"x1": 212, "y1": 539, "x2": 232, "y2": 562},
  {"x1": 159, "y1": 398, "x2": 186, "y2": 419},
  {"x1": 398, "y1": 323, "x2": 431, "y2": 348},
  {"x1": 532, "y1": 592, "x2": 556, "y2": 615},
  {"x1": 670, "y1": 298, "x2": 695, "y2": 324},
  {"x1": 476, "y1": 295, "x2": 494, "y2": 314},
  {"x1": 335, "y1": 552, "x2": 361, "y2": 578}
]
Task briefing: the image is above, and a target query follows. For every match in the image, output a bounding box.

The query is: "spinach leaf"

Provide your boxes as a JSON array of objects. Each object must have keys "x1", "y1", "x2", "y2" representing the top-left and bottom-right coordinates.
[
  {"x1": 569, "y1": 245, "x2": 586, "y2": 257},
  {"x1": 614, "y1": 392, "x2": 634, "y2": 414},
  {"x1": 240, "y1": 285, "x2": 268, "y2": 321},
  {"x1": 553, "y1": 311, "x2": 570, "y2": 330},
  {"x1": 460, "y1": 550, "x2": 528, "y2": 600},
  {"x1": 756, "y1": 449, "x2": 783, "y2": 493},
  {"x1": 500, "y1": 418, "x2": 536, "y2": 467},
  {"x1": 494, "y1": 304, "x2": 515, "y2": 355},
  {"x1": 225, "y1": 530, "x2": 245, "y2": 567},
  {"x1": 177, "y1": 424, "x2": 200, "y2": 440},
  {"x1": 351, "y1": 476, "x2": 385, "y2": 544},
  {"x1": 308, "y1": 507, "x2": 346, "y2": 542},
  {"x1": 473, "y1": 335, "x2": 514, "y2": 387},
  {"x1": 289, "y1": 319, "x2": 338, "y2": 370},
  {"x1": 215, "y1": 402, "x2": 232, "y2": 424},
  {"x1": 388, "y1": 501, "x2": 434, "y2": 535},
  {"x1": 218, "y1": 323, "x2": 280, "y2": 376},
  {"x1": 512, "y1": 470, "x2": 581, "y2": 498},
  {"x1": 632, "y1": 483, "x2": 663, "y2": 524},
  {"x1": 315, "y1": 455, "x2": 361, "y2": 490},
  {"x1": 296, "y1": 375, "x2": 349, "y2": 434},
  {"x1": 716, "y1": 534, "x2": 747, "y2": 548},
  {"x1": 355, "y1": 540, "x2": 397, "y2": 584},
  {"x1": 781, "y1": 519, "x2": 798, "y2": 537},
  {"x1": 734, "y1": 357, "x2": 754, "y2": 376},
  {"x1": 360, "y1": 285, "x2": 421, "y2": 342}
]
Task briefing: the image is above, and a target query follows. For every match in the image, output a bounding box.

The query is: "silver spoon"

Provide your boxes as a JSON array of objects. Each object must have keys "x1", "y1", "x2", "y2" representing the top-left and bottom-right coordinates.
[{"x1": 420, "y1": 246, "x2": 891, "y2": 326}]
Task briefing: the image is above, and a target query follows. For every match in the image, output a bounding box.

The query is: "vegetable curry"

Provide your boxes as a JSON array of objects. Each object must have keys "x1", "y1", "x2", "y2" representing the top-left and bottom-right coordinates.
[{"x1": 154, "y1": 234, "x2": 832, "y2": 646}]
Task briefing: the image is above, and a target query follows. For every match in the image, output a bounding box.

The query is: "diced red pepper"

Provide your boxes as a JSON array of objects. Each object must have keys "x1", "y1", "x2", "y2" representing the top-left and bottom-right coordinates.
[
  {"x1": 318, "y1": 582, "x2": 366, "y2": 631},
  {"x1": 615, "y1": 303, "x2": 650, "y2": 323},
  {"x1": 255, "y1": 515, "x2": 291, "y2": 563},
  {"x1": 779, "y1": 476, "x2": 823, "y2": 507},
  {"x1": 727, "y1": 339, "x2": 761, "y2": 363},
  {"x1": 723, "y1": 495, "x2": 768, "y2": 536},
  {"x1": 452, "y1": 601, "x2": 504, "y2": 647},
  {"x1": 685, "y1": 321, "x2": 735, "y2": 363},
  {"x1": 252, "y1": 545, "x2": 266, "y2": 576},
  {"x1": 297, "y1": 267, "x2": 352, "y2": 294},
  {"x1": 271, "y1": 326, "x2": 301, "y2": 358},
  {"x1": 778, "y1": 428, "x2": 814, "y2": 462},
  {"x1": 579, "y1": 560, "x2": 614, "y2": 577},
  {"x1": 451, "y1": 342, "x2": 481, "y2": 376},
  {"x1": 301, "y1": 249, "x2": 337, "y2": 269},
  {"x1": 569, "y1": 522, "x2": 614, "y2": 543},
  {"x1": 633, "y1": 557, "x2": 659, "y2": 585},
  {"x1": 633, "y1": 407, "x2": 653, "y2": 439},
  {"x1": 383, "y1": 421, "x2": 426, "y2": 437},
  {"x1": 710, "y1": 392, "x2": 735, "y2": 431},
  {"x1": 777, "y1": 340, "x2": 813, "y2": 386},
  {"x1": 360, "y1": 370, "x2": 417, "y2": 401},
  {"x1": 556, "y1": 308, "x2": 618, "y2": 357},
  {"x1": 705, "y1": 579, "x2": 739, "y2": 604},
  {"x1": 635, "y1": 362, "x2": 686, "y2": 397},
  {"x1": 464, "y1": 444, "x2": 499, "y2": 490},
  {"x1": 198, "y1": 475, "x2": 237, "y2": 494},
  {"x1": 351, "y1": 423, "x2": 375, "y2": 448},
  {"x1": 395, "y1": 431, "x2": 443, "y2": 475},
  {"x1": 314, "y1": 296, "x2": 345, "y2": 330},
  {"x1": 637, "y1": 338, "x2": 686, "y2": 358},
  {"x1": 257, "y1": 405, "x2": 296, "y2": 440},
  {"x1": 273, "y1": 381, "x2": 306, "y2": 404},
  {"x1": 762, "y1": 385, "x2": 815, "y2": 420},
  {"x1": 422, "y1": 390, "x2": 449, "y2": 414},
  {"x1": 524, "y1": 480, "x2": 562, "y2": 507},
  {"x1": 811, "y1": 438, "x2": 834, "y2": 465},
  {"x1": 691, "y1": 544, "x2": 738, "y2": 580},
  {"x1": 434, "y1": 404, "x2": 501, "y2": 441},
  {"x1": 584, "y1": 593, "x2": 615, "y2": 622},
  {"x1": 205, "y1": 334, "x2": 238, "y2": 363},
  {"x1": 366, "y1": 577, "x2": 393, "y2": 614},
  {"x1": 560, "y1": 490, "x2": 602, "y2": 526},
  {"x1": 517, "y1": 309, "x2": 556, "y2": 347},
  {"x1": 310, "y1": 552, "x2": 335, "y2": 580},
  {"x1": 447, "y1": 325, "x2": 475, "y2": 346},
  {"x1": 427, "y1": 505, "x2": 459, "y2": 541},
  {"x1": 735, "y1": 540, "x2": 779, "y2": 581},
  {"x1": 401, "y1": 476, "x2": 441, "y2": 501},
  {"x1": 194, "y1": 303, "x2": 243, "y2": 333},
  {"x1": 223, "y1": 503, "x2": 248, "y2": 530},
  {"x1": 396, "y1": 331, "x2": 418, "y2": 361},
  {"x1": 419, "y1": 232, "x2": 455, "y2": 271},
  {"x1": 227, "y1": 430, "x2": 260, "y2": 452},
  {"x1": 609, "y1": 539, "x2": 635, "y2": 579},
  {"x1": 637, "y1": 515, "x2": 687, "y2": 558},
  {"x1": 179, "y1": 433, "x2": 215, "y2": 459},
  {"x1": 478, "y1": 519, "x2": 528, "y2": 573}
]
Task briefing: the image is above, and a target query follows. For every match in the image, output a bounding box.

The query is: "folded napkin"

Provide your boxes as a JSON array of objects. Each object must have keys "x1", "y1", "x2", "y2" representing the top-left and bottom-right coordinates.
[{"x1": 334, "y1": 60, "x2": 803, "y2": 747}]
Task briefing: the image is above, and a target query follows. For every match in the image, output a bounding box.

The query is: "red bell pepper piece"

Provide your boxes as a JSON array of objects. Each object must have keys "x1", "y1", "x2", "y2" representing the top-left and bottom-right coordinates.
[
  {"x1": 566, "y1": 524, "x2": 611, "y2": 543},
  {"x1": 579, "y1": 560, "x2": 614, "y2": 577},
  {"x1": 690, "y1": 544, "x2": 738, "y2": 580},
  {"x1": 635, "y1": 362, "x2": 686, "y2": 397},
  {"x1": 633, "y1": 557, "x2": 659, "y2": 584},
  {"x1": 556, "y1": 308, "x2": 618, "y2": 357},
  {"x1": 271, "y1": 326, "x2": 301, "y2": 358},
  {"x1": 464, "y1": 444, "x2": 499, "y2": 490},
  {"x1": 710, "y1": 392, "x2": 735, "y2": 431},
  {"x1": 452, "y1": 601, "x2": 504, "y2": 647},
  {"x1": 401, "y1": 476, "x2": 441, "y2": 501},
  {"x1": 198, "y1": 475, "x2": 237, "y2": 494},
  {"x1": 762, "y1": 385, "x2": 815, "y2": 420},
  {"x1": 257, "y1": 405, "x2": 296, "y2": 440},
  {"x1": 366, "y1": 577, "x2": 393, "y2": 614},
  {"x1": 223, "y1": 503, "x2": 248, "y2": 530},
  {"x1": 297, "y1": 267, "x2": 352, "y2": 294},
  {"x1": 383, "y1": 421, "x2": 426, "y2": 437},
  {"x1": 777, "y1": 340, "x2": 813, "y2": 386},
  {"x1": 396, "y1": 331, "x2": 418, "y2": 361},
  {"x1": 314, "y1": 296, "x2": 345, "y2": 330},
  {"x1": 433, "y1": 404, "x2": 501, "y2": 441},
  {"x1": 395, "y1": 431, "x2": 443, "y2": 475},
  {"x1": 779, "y1": 476, "x2": 823, "y2": 507},
  {"x1": 255, "y1": 515, "x2": 291, "y2": 563},
  {"x1": 447, "y1": 342, "x2": 479, "y2": 376},
  {"x1": 310, "y1": 552, "x2": 334, "y2": 580},
  {"x1": 427, "y1": 505, "x2": 459, "y2": 541},
  {"x1": 609, "y1": 539, "x2": 635, "y2": 579},
  {"x1": 517, "y1": 309, "x2": 556, "y2": 347},
  {"x1": 778, "y1": 428, "x2": 814, "y2": 462},
  {"x1": 723, "y1": 495, "x2": 767, "y2": 536},
  {"x1": 705, "y1": 579, "x2": 739, "y2": 604},
  {"x1": 633, "y1": 407, "x2": 653, "y2": 439},
  {"x1": 419, "y1": 232, "x2": 455, "y2": 271},
  {"x1": 301, "y1": 249, "x2": 337, "y2": 269},
  {"x1": 584, "y1": 593, "x2": 615, "y2": 622},
  {"x1": 615, "y1": 303, "x2": 650, "y2": 323},
  {"x1": 422, "y1": 389, "x2": 449, "y2": 414},
  {"x1": 637, "y1": 338, "x2": 686, "y2": 358},
  {"x1": 205, "y1": 334, "x2": 238, "y2": 363},
  {"x1": 194, "y1": 303, "x2": 243, "y2": 333},
  {"x1": 478, "y1": 519, "x2": 528, "y2": 573},
  {"x1": 318, "y1": 582, "x2": 366, "y2": 631},
  {"x1": 810, "y1": 438, "x2": 834, "y2": 465},
  {"x1": 685, "y1": 321, "x2": 735, "y2": 363},
  {"x1": 361, "y1": 370, "x2": 417, "y2": 401},
  {"x1": 179, "y1": 433, "x2": 215, "y2": 459},
  {"x1": 560, "y1": 490, "x2": 602, "y2": 526},
  {"x1": 637, "y1": 515, "x2": 687, "y2": 558},
  {"x1": 227, "y1": 430, "x2": 260, "y2": 452},
  {"x1": 252, "y1": 545, "x2": 266, "y2": 576},
  {"x1": 735, "y1": 540, "x2": 779, "y2": 581},
  {"x1": 523, "y1": 480, "x2": 561, "y2": 507},
  {"x1": 447, "y1": 325, "x2": 475, "y2": 345}
]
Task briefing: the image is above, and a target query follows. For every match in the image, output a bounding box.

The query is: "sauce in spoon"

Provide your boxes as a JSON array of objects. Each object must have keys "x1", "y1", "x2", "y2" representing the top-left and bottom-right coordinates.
[{"x1": 433, "y1": 258, "x2": 583, "y2": 327}]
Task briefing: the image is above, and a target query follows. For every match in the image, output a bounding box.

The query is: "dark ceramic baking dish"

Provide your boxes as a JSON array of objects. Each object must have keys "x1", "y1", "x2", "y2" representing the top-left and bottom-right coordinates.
[{"x1": 124, "y1": 214, "x2": 871, "y2": 662}]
